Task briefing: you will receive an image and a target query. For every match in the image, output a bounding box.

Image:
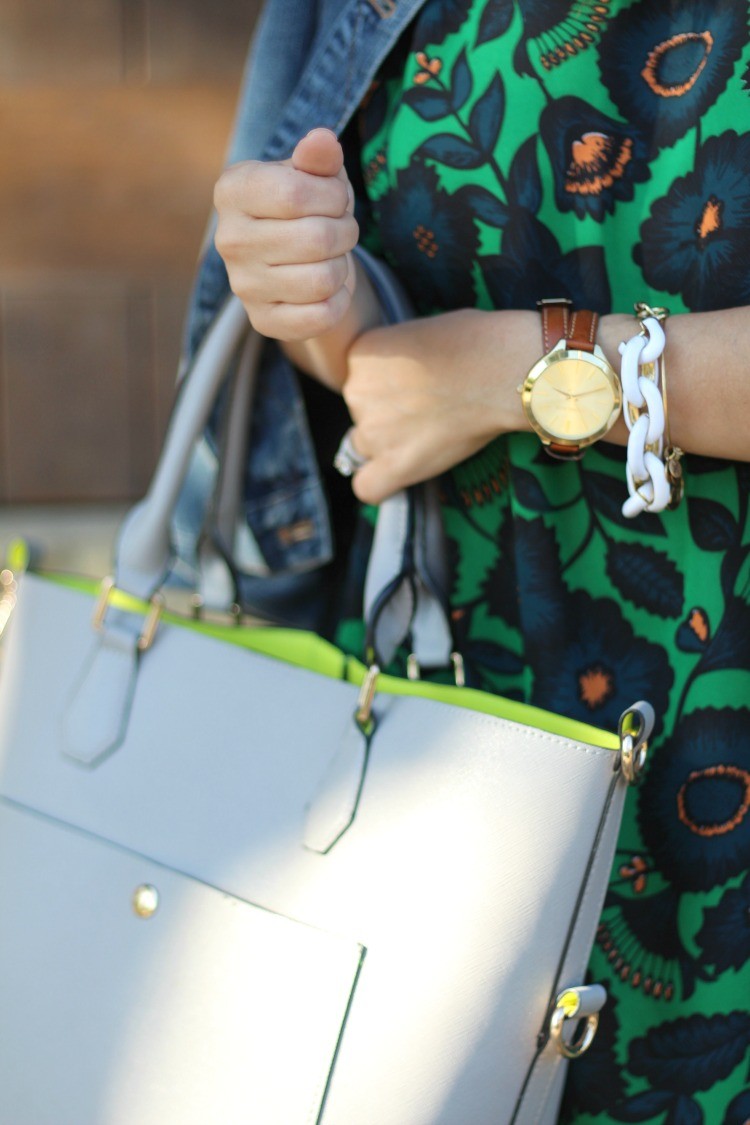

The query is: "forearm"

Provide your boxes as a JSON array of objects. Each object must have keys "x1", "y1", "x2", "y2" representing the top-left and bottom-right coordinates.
[
  {"x1": 344, "y1": 303, "x2": 750, "y2": 504},
  {"x1": 422, "y1": 305, "x2": 750, "y2": 462},
  {"x1": 281, "y1": 258, "x2": 385, "y2": 392},
  {"x1": 598, "y1": 306, "x2": 750, "y2": 462}
]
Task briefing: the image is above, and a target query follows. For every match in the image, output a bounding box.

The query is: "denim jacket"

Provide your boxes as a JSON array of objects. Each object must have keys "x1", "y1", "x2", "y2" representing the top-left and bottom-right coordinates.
[{"x1": 173, "y1": 0, "x2": 428, "y2": 615}]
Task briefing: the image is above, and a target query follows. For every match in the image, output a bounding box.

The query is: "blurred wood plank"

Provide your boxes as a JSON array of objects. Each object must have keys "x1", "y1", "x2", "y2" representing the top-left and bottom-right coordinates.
[
  {"x1": 3, "y1": 286, "x2": 138, "y2": 500},
  {"x1": 0, "y1": 289, "x2": 7, "y2": 503},
  {"x1": 0, "y1": 0, "x2": 124, "y2": 84},
  {"x1": 146, "y1": 0, "x2": 260, "y2": 82},
  {"x1": 153, "y1": 282, "x2": 193, "y2": 443},
  {"x1": 125, "y1": 288, "x2": 157, "y2": 498},
  {"x1": 0, "y1": 0, "x2": 258, "y2": 503},
  {"x1": 0, "y1": 84, "x2": 237, "y2": 284},
  {"x1": 122, "y1": 0, "x2": 150, "y2": 85}
]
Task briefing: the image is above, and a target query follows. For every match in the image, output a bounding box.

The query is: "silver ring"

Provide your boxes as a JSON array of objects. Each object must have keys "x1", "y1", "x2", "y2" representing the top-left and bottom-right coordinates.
[{"x1": 333, "y1": 428, "x2": 368, "y2": 477}]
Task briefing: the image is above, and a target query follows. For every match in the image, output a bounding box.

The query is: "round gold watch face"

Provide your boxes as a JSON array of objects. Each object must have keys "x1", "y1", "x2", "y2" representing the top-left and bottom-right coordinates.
[{"x1": 524, "y1": 349, "x2": 621, "y2": 444}]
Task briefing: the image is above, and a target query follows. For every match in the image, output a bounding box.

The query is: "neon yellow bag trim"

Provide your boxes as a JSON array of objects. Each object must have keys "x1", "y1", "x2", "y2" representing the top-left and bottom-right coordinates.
[{"x1": 45, "y1": 572, "x2": 619, "y2": 751}]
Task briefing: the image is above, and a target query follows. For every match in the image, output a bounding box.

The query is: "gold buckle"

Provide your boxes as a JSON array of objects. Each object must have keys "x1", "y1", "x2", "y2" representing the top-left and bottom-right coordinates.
[
  {"x1": 355, "y1": 664, "x2": 380, "y2": 730},
  {"x1": 92, "y1": 577, "x2": 164, "y2": 652}
]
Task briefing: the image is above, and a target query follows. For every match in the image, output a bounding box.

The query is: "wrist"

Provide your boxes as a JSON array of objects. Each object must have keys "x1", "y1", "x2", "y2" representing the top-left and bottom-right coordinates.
[
  {"x1": 598, "y1": 312, "x2": 637, "y2": 448},
  {"x1": 282, "y1": 258, "x2": 384, "y2": 391},
  {"x1": 473, "y1": 308, "x2": 538, "y2": 436}
]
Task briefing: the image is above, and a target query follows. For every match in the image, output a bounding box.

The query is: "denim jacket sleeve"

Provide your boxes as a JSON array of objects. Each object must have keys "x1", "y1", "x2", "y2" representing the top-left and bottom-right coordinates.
[{"x1": 172, "y1": 0, "x2": 428, "y2": 605}]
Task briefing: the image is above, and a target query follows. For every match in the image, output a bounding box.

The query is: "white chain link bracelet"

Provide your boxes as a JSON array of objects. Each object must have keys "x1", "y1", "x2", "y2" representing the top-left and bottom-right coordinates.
[{"x1": 618, "y1": 309, "x2": 683, "y2": 518}]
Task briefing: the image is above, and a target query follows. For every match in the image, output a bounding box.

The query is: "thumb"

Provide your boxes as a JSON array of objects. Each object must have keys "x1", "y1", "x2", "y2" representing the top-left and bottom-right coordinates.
[{"x1": 292, "y1": 127, "x2": 345, "y2": 178}]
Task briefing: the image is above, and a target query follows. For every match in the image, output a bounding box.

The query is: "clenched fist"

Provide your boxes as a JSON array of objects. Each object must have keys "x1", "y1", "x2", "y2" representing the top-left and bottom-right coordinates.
[{"x1": 214, "y1": 128, "x2": 360, "y2": 341}]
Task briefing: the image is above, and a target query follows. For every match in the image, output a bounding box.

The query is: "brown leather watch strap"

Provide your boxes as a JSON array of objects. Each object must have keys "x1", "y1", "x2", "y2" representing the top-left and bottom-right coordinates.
[
  {"x1": 568, "y1": 309, "x2": 598, "y2": 354},
  {"x1": 538, "y1": 298, "x2": 571, "y2": 353}
]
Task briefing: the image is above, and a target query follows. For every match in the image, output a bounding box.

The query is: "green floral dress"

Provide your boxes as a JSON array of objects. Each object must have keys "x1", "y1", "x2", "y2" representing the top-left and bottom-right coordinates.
[{"x1": 340, "y1": 1, "x2": 750, "y2": 1121}]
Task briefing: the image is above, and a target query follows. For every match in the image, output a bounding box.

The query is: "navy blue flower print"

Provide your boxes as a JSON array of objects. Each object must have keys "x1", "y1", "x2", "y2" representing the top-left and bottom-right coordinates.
[
  {"x1": 482, "y1": 210, "x2": 612, "y2": 312},
  {"x1": 696, "y1": 872, "x2": 750, "y2": 975},
  {"x1": 598, "y1": 0, "x2": 748, "y2": 153},
  {"x1": 628, "y1": 1011, "x2": 750, "y2": 1094},
  {"x1": 529, "y1": 590, "x2": 673, "y2": 731},
  {"x1": 512, "y1": 516, "x2": 567, "y2": 641},
  {"x1": 638, "y1": 709, "x2": 750, "y2": 893},
  {"x1": 539, "y1": 97, "x2": 650, "y2": 221},
  {"x1": 374, "y1": 160, "x2": 479, "y2": 313},
  {"x1": 724, "y1": 1090, "x2": 750, "y2": 1125},
  {"x1": 413, "y1": 0, "x2": 471, "y2": 48},
  {"x1": 634, "y1": 131, "x2": 750, "y2": 312}
]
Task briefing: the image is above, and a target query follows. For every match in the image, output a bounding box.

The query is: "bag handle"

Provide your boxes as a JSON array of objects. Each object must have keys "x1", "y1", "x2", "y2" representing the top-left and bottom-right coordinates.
[{"x1": 64, "y1": 264, "x2": 454, "y2": 765}]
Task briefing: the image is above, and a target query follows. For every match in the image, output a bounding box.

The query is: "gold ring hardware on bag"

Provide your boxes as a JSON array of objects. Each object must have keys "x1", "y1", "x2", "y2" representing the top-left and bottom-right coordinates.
[
  {"x1": 92, "y1": 577, "x2": 164, "y2": 652},
  {"x1": 618, "y1": 703, "x2": 652, "y2": 785},
  {"x1": 406, "y1": 651, "x2": 466, "y2": 687},
  {"x1": 549, "y1": 989, "x2": 599, "y2": 1059},
  {"x1": 355, "y1": 664, "x2": 380, "y2": 731}
]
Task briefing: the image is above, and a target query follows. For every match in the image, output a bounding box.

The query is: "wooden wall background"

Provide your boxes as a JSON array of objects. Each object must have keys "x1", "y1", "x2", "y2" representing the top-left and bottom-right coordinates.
[{"x1": 0, "y1": 0, "x2": 261, "y2": 503}]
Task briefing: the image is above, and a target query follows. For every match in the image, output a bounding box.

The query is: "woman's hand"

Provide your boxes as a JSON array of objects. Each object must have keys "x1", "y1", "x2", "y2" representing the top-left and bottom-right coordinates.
[
  {"x1": 343, "y1": 309, "x2": 538, "y2": 504},
  {"x1": 213, "y1": 128, "x2": 359, "y2": 342}
]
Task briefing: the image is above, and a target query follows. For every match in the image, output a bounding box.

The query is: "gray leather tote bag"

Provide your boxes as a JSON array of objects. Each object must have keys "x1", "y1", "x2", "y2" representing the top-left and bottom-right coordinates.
[{"x1": 0, "y1": 287, "x2": 654, "y2": 1124}]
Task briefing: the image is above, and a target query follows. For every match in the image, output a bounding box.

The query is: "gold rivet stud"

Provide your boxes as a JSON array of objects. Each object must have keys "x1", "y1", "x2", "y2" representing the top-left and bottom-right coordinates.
[{"x1": 133, "y1": 884, "x2": 159, "y2": 918}]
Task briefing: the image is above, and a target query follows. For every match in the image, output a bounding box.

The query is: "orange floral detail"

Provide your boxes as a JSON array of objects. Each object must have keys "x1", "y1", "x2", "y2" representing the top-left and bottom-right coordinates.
[
  {"x1": 688, "y1": 607, "x2": 710, "y2": 643},
  {"x1": 578, "y1": 664, "x2": 615, "y2": 708},
  {"x1": 414, "y1": 53, "x2": 442, "y2": 84},
  {"x1": 696, "y1": 196, "x2": 723, "y2": 242},
  {"x1": 566, "y1": 133, "x2": 633, "y2": 196},
  {"x1": 677, "y1": 765, "x2": 750, "y2": 837},
  {"x1": 641, "y1": 30, "x2": 714, "y2": 98},
  {"x1": 538, "y1": 0, "x2": 609, "y2": 67},
  {"x1": 413, "y1": 224, "x2": 438, "y2": 258},
  {"x1": 619, "y1": 854, "x2": 649, "y2": 894}
]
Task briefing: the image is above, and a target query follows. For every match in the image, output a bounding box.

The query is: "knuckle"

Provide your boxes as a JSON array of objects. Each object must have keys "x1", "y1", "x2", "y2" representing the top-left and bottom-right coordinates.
[
  {"x1": 246, "y1": 306, "x2": 274, "y2": 337},
  {"x1": 214, "y1": 216, "x2": 254, "y2": 262},
  {"x1": 308, "y1": 291, "x2": 347, "y2": 336},
  {"x1": 305, "y1": 219, "x2": 335, "y2": 261},
  {"x1": 213, "y1": 220, "x2": 236, "y2": 258},
  {"x1": 341, "y1": 376, "x2": 364, "y2": 414},
  {"x1": 309, "y1": 300, "x2": 339, "y2": 335},
  {"x1": 342, "y1": 213, "x2": 360, "y2": 251},
  {"x1": 213, "y1": 160, "x2": 256, "y2": 211},
  {"x1": 310, "y1": 259, "x2": 343, "y2": 302},
  {"x1": 352, "y1": 472, "x2": 381, "y2": 506},
  {"x1": 229, "y1": 274, "x2": 261, "y2": 310},
  {"x1": 276, "y1": 172, "x2": 308, "y2": 219},
  {"x1": 331, "y1": 178, "x2": 351, "y2": 216},
  {"x1": 212, "y1": 168, "x2": 235, "y2": 211}
]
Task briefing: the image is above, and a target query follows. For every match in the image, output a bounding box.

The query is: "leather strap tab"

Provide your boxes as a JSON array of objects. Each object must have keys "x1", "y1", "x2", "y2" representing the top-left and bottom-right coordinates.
[
  {"x1": 538, "y1": 298, "x2": 571, "y2": 353},
  {"x1": 568, "y1": 310, "x2": 598, "y2": 353}
]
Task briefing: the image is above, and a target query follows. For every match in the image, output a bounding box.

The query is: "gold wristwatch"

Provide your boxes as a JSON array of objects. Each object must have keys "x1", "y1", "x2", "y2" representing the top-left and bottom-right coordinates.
[{"x1": 520, "y1": 298, "x2": 621, "y2": 460}]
